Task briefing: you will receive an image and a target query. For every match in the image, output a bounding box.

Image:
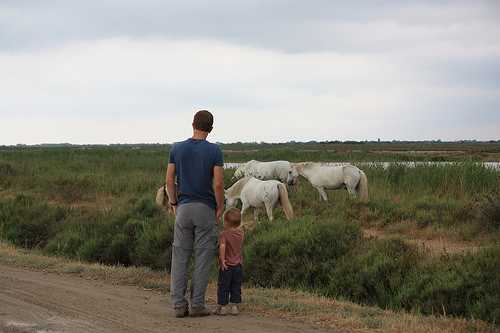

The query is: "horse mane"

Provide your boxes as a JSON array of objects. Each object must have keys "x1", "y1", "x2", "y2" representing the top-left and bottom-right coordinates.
[
  {"x1": 233, "y1": 160, "x2": 258, "y2": 180},
  {"x1": 233, "y1": 165, "x2": 245, "y2": 179},
  {"x1": 226, "y1": 177, "x2": 251, "y2": 198},
  {"x1": 293, "y1": 162, "x2": 315, "y2": 175}
]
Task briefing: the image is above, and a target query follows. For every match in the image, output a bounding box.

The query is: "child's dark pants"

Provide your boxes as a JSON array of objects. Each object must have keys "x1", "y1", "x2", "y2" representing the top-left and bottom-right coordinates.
[{"x1": 217, "y1": 264, "x2": 243, "y2": 305}]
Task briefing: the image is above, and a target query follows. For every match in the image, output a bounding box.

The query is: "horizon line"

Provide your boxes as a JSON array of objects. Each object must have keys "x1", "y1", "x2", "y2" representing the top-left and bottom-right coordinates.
[{"x1": 2, "y1": 139, "x2": 500, "y2": 147}]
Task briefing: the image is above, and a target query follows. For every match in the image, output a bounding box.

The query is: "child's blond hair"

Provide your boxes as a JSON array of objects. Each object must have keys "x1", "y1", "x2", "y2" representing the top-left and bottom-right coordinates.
[{"x1": 224, "y1": 207, "x2": 241, "y2": 227}]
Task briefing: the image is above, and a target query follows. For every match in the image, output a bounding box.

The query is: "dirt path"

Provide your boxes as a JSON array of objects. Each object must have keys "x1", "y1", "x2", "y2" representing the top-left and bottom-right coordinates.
[
  {"x1": 362, "y1": 228, "x2": 482, "y2": 255},
  {"x1": 0, "y1": 265, "x2": 332, "y2": 333}
]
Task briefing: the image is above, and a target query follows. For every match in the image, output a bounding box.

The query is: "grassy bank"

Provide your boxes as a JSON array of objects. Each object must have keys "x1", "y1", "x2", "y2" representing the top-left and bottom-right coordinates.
[{"x1": 0, "y1": 242, "x2": 496, "y2": 333}]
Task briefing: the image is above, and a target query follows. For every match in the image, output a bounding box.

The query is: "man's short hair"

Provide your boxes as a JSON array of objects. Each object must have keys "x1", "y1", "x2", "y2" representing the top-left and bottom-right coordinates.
[
  {"x1": 193, "y1": 110, "x2": 214, "y2": 133},
  {"x1": 224, "y1": 207, "x2": 241, "y2": 227}
]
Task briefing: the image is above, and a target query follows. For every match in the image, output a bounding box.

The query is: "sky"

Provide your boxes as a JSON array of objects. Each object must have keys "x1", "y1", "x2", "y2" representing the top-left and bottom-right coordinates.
[{"x1": 1, "y1": 0, "x2": 499, "y2": 144}]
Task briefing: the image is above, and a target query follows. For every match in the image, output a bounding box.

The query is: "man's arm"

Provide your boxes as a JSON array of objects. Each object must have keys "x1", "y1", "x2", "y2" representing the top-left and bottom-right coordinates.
[
  {"x1": 213, "y1": 165, "x2": 224, "y2": 222},
  {"x1": 166, "y1": 163, "x2": 177, "y2": 213}
]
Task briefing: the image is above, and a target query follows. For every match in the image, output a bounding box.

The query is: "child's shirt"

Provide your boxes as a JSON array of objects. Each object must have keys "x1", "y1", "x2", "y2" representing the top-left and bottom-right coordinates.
[{"x1": 219, "y1": 227, "x2": 244, "y2": 266}]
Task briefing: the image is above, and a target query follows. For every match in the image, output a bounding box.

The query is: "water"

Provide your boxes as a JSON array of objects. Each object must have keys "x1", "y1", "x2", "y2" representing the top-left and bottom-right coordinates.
[{"x1": 224, "y1": 161, "x2": 500, "y2": 171}]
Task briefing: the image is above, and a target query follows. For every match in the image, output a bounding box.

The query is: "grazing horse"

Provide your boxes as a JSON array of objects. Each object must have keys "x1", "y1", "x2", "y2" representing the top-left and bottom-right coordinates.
[
  {"x1": 293, "y1": 162, "x2": 369, "y2": 202},
  {"x1": 232, "y1": 160, "x2": 299, "y2": 186},
  {"x1": 225, "y1": 177, "x2": 294, "y2": 222}
]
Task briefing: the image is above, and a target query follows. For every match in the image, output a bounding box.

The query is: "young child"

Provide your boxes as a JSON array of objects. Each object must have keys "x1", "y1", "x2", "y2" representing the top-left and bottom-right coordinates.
[{"x1": 214, "y1": 207, "x2": 244, "y2": 316}]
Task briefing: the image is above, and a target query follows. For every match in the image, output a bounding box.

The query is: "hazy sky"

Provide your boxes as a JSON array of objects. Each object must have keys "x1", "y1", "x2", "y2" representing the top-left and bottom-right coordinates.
[{"x1": 1, "y1": 0, "x2": 499, "y2": 144}]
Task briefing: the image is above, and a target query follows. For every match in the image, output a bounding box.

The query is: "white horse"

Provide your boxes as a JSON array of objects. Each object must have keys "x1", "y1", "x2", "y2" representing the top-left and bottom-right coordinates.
[
  {"x1": 155, "y1": 184, "x2": 174, "y2": 214},
  {"x1": 232, "y1": 160, "x2": 299, "y2": 186},
  {"x1": 293, "y1": 162, "x2": 369, "y2": 202},
  {"x1": 225, "y1": 177, "x2": 294, "y2": 222}
]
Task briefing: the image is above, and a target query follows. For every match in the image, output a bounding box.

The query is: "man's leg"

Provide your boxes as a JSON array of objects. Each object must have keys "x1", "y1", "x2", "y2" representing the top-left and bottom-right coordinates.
[
  {"x1": 190, "y1": 203, "x2": 217, "y2": 310},
  {"x1": 190, "y1": 245, "x2": 216, "y2": 309},
  {"x1": 170, "y1": 204, "x2": 194, "y2": 312},
  {"x1": 170, "y1": 246, "x2": 192, "y2": 310}
]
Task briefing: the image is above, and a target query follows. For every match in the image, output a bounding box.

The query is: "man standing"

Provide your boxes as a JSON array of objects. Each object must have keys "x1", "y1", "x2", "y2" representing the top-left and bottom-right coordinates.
[{"x1": 166, "y1": 110, "x2": 225, "y2": 317}]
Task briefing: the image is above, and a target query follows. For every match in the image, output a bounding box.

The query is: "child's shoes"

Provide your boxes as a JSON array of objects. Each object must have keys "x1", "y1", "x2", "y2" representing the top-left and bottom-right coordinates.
[
  {"x1": 213, "y1": 305, "x2": 230, "y2": 316},
  {"x1": 230, "y1": 304, "x2": 239, "y2": 315}
]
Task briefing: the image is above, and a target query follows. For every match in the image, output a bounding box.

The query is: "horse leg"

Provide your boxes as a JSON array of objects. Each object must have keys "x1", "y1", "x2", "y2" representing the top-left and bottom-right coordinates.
[
  {"x1": 346, "y1": 183, "x2": 357, "y2": 198},
  {"x1": 253, "y1": 208, "x2": 261, "y2": 222},
  {"x1": 240, "y1": 202, "x2": 258, "y2": 230},
  {"x1": 316, "y1": 186, "x2": 328, "y2": 201},
  {"x1": 240, "y1": 202, "x2": 249, "y2": 222},
  {"x1": 264, "y1": 202, "x2": 274, "y2": 222},
  {"x1": 345, "y1": 176, "x2": 358, "y2": 198}
]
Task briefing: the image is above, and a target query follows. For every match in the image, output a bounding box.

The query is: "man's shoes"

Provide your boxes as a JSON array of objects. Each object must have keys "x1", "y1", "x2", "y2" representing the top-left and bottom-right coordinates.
[
  {"x1": 230, "y1": 304, "x2": 239, "y2": 315},
  {"x1": 190, "y1": 306, "x2": 211, "y2": 317},
  {"x1": 213, "y1": 305, "x2": 229, "y2": 316},
  {"x1": 174, "y1": 305, "x2": 189, "y2": 318}
]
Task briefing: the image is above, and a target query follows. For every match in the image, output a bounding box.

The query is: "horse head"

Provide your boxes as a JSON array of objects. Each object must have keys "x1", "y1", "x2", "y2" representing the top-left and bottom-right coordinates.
[
  {"x1": 225, "y1": 189, "x2": 240, "y2": 207},
  {"x1": 286, "y1": 165, "x2": 300, "y2": 186},
  {"x1": 225, "y1": 177, "x2": 250, "y2": 207}
]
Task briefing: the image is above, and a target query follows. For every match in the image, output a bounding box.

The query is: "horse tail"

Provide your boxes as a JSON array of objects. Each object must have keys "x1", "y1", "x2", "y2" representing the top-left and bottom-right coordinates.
[
  {"x1": 156, "y1": 185, "x2": 175, "y2": 214},
  {"x1": 357, "y1": 170, "x2": 369, "y2": 203},
  {"x1": 155, "y1": 185, "x2": 166, "y2": 207},
  {"x1": 277, "y1": 183, "x2": 294, "y2": 220}
]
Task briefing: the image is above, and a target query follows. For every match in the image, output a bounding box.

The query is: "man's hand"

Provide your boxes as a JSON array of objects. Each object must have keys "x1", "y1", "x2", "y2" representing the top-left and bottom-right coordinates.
[
  {"x1": 216, "y1": 205, "x2": 224, "y2": 223},
  {"x1": 171, "y1": 205, "x2": 177, "y2": 216}
]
